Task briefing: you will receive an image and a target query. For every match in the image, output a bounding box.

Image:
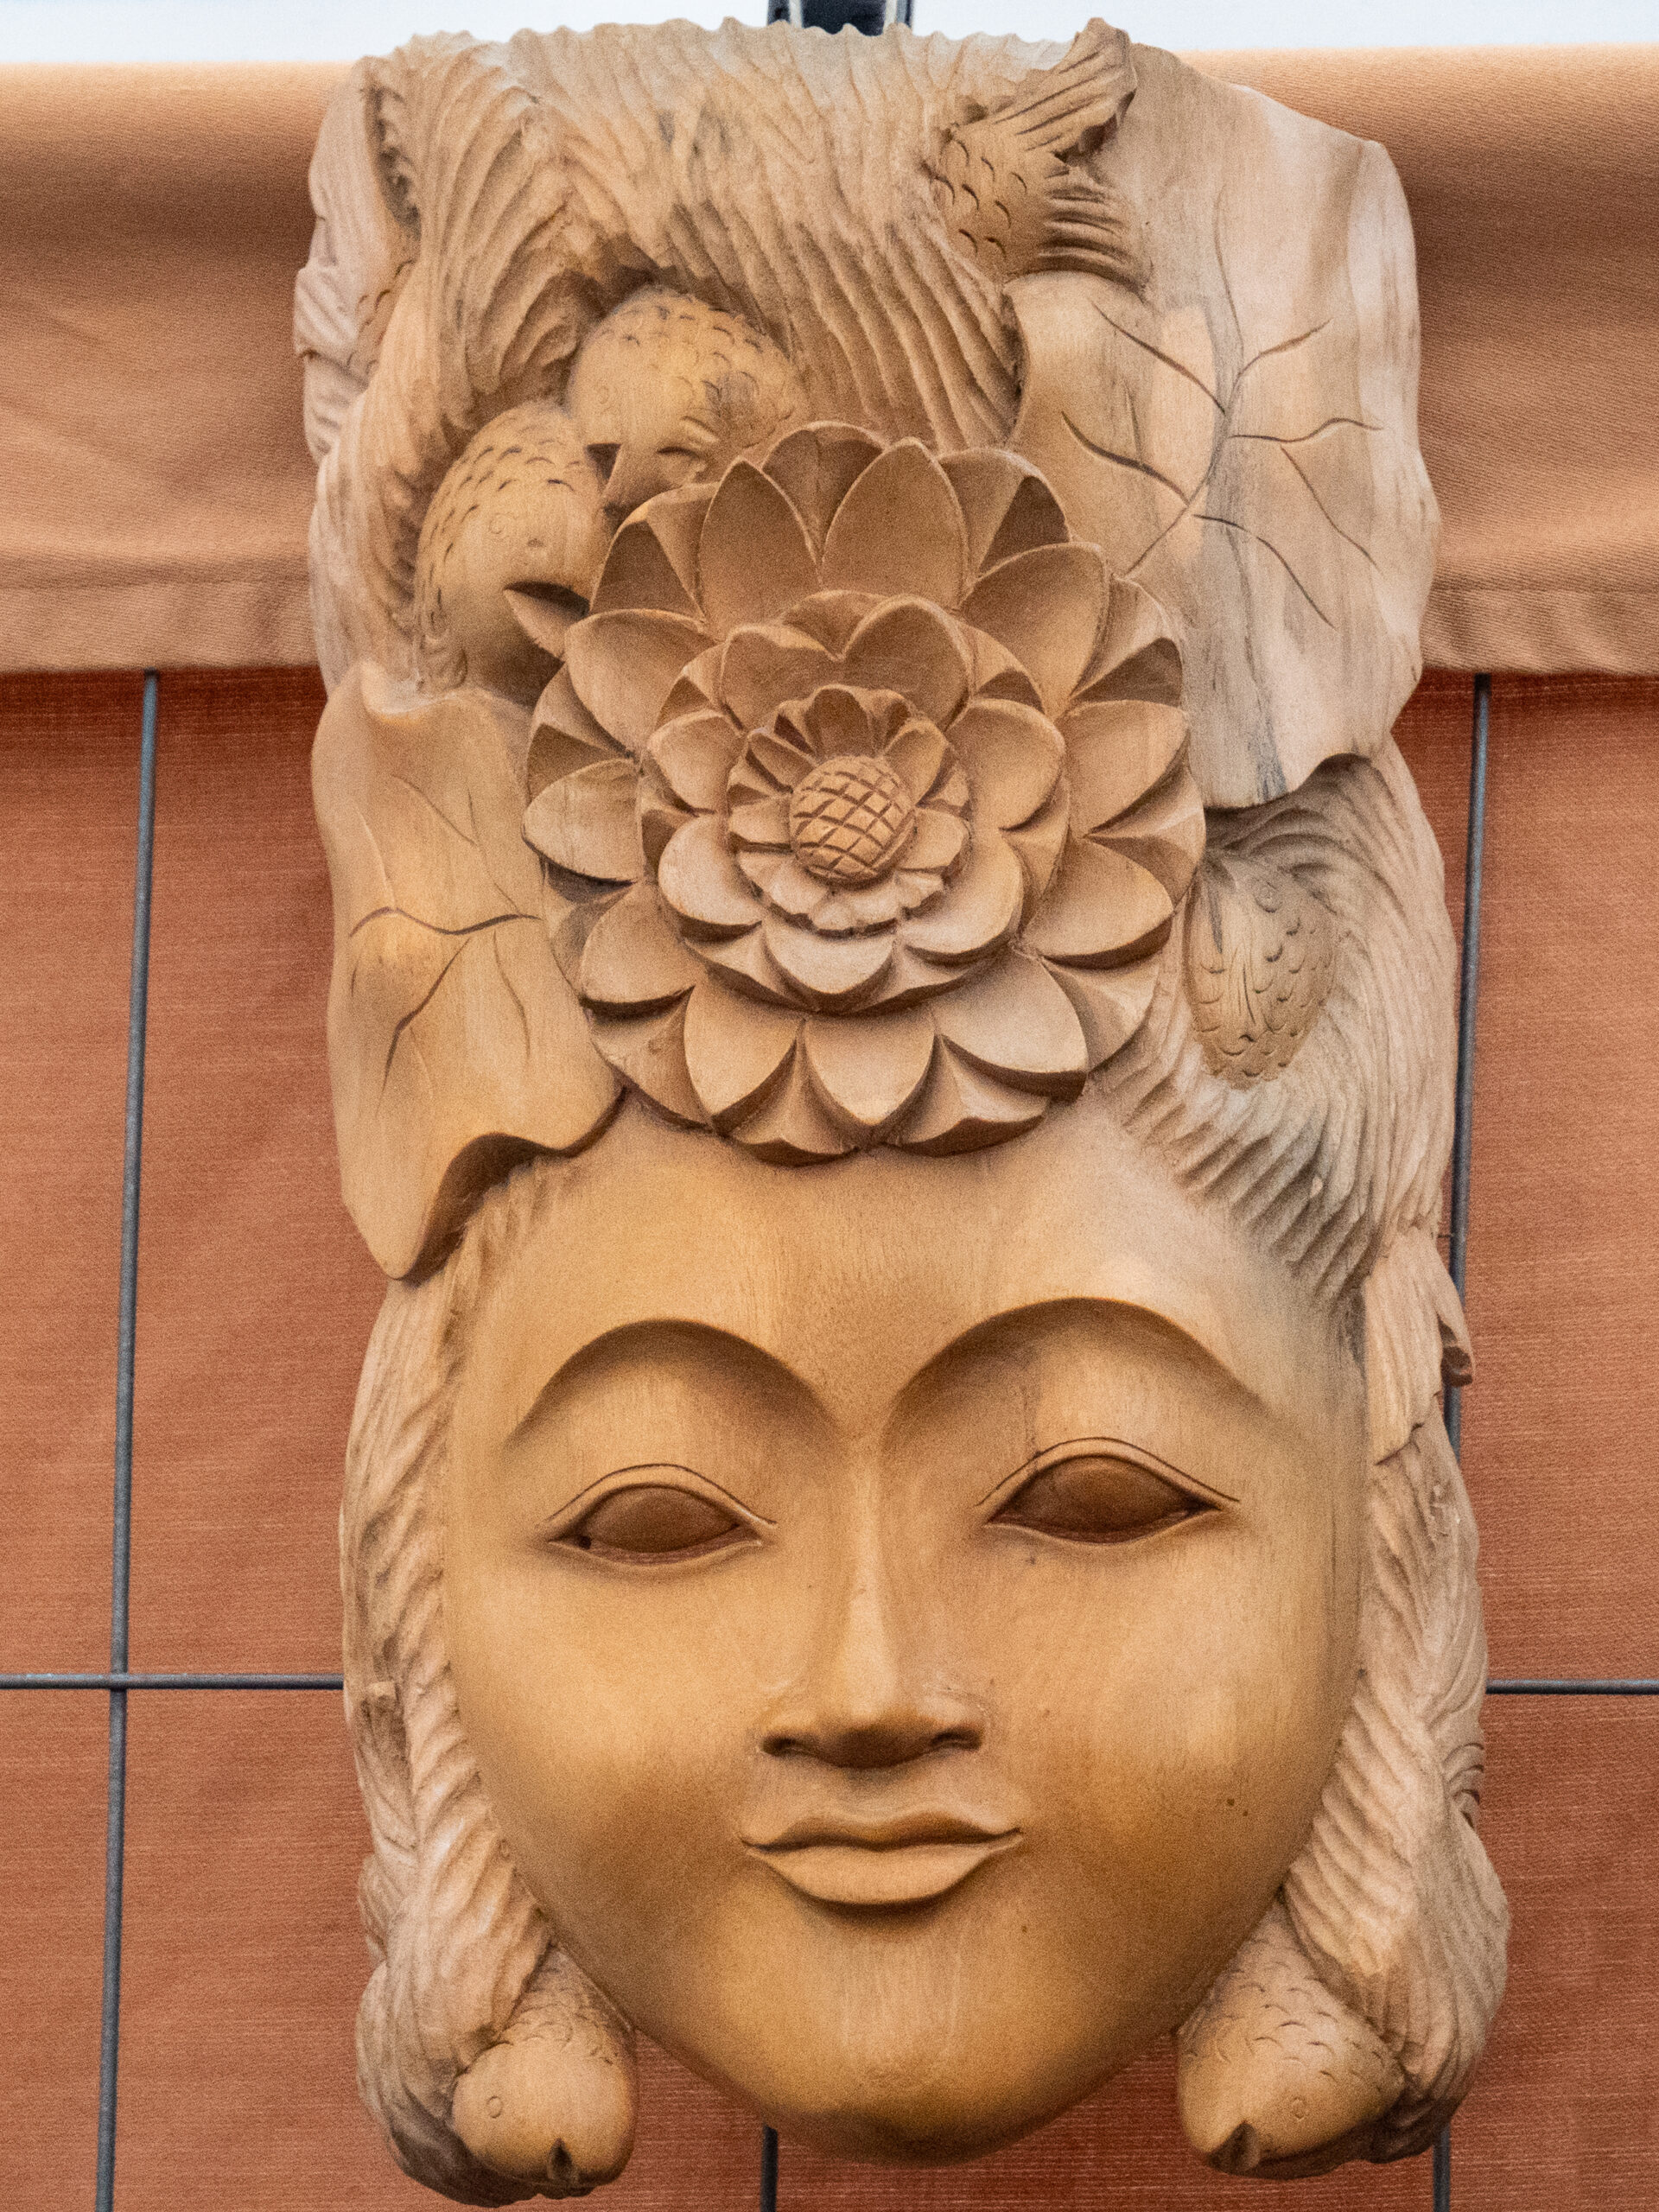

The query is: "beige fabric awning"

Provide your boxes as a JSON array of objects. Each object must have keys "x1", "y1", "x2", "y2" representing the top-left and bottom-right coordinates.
[{"x1": 2, "y1": 42, "x2": 1655, "y2": 676}]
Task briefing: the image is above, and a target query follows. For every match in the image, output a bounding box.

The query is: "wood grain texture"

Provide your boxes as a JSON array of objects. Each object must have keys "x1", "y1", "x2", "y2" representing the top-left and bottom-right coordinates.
[{"x1": 296, "y1": 22, "x2": 1506, "y2": 2194}]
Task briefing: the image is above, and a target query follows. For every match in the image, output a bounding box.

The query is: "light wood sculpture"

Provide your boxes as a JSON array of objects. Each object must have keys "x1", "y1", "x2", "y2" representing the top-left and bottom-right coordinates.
[{"x1": 299, "y1": 19, "x2": 1507, "y2": 2202}]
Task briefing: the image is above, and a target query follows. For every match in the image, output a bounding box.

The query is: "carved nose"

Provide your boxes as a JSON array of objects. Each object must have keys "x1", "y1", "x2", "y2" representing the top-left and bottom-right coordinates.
[{"x1": 761, "y1": 1559, "x2": 982, "y2": 1770}]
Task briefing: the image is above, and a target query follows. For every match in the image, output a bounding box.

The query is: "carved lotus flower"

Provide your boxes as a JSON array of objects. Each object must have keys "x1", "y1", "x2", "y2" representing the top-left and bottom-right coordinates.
[{"x1": 523, "y1": 423, "x2": 1204, "y2": 1160}]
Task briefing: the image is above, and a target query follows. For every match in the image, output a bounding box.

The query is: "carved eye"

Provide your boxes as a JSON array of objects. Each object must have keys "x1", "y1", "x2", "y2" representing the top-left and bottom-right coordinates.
[
  {"x1": 991, "y1": 1448, "x2": 1211, "y2": 1545},
  {"x1": 560, "y1": 1482, "x2": 751, "y2": 1561}
]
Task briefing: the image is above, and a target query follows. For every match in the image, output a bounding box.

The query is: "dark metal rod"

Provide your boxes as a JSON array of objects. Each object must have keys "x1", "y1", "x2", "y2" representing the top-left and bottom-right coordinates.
[
  {"x1": 1448, "y1": 671, "x2": 1491, "y2": 1304},
  {"x1": 1444, "y1": 672, "x2": 1491, "y2": 1462},
  {"x1": 17, "y1": 1674, "x2": 1658, "y2": 1696},
  {"x1": 1485, "y1": 1679, "x2": 1659, "y2": 1696},
  {"x1": 760, "y1": 2125, "x2": 779, "y2": 2212},
  {"x1": 0, "y1": 1673, "x2": 346, "y2": 1691},
  {"x1": 95, "y1": 670, "x2": 158, "y2": 2212},
  {"x1": 1436, "y1": 672, "x2": 1491, "y2": 2202}
]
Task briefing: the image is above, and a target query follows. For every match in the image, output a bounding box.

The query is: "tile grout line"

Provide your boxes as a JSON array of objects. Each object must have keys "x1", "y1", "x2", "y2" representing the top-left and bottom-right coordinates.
[{"x1": 95, "y1": 669, "x2": 157, "y2": 2212}]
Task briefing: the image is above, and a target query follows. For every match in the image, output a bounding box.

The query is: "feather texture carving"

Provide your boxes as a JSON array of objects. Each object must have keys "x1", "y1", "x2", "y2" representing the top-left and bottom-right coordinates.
[
  {"x1": 1185, "y1": 849, "x2": 1338, "y2": 1083},
  {"x1": 928, "y1": 22, "x2": 1145, "y2": 287}
]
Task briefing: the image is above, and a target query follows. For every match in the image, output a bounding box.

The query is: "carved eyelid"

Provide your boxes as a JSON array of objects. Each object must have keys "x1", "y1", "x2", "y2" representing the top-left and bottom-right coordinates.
[
  {"x1": 976, "y1": 1436, "x2": 1238, "y2": 1516},
  {"x1": 540, "y1": 1460, "x2": 777, "y2": 1543}
]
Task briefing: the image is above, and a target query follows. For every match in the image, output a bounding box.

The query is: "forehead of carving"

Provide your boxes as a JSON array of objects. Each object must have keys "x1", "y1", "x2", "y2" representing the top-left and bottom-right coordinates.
[{"x1": 461, "y1": 1092, "x2": 1349, "y2": 1448}]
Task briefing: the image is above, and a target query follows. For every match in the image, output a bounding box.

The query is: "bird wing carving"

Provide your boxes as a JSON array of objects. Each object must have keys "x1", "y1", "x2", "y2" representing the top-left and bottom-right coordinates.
[{"x1": 929, "y1": 22, "x2": 1146, "y2": 288}]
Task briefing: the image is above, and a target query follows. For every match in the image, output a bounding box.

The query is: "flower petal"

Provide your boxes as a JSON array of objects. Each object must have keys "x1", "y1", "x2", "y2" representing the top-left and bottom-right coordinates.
[
  {"x1": 659, "y1": 644, "x2": 726, "y2": 721},
  {"x1": 696, "y1": 461, "x2": 820, "y2": 635},
  {"x1": 1021, "y1": 836, "x2": 1173, "y2": 966},
  {"x1": 893, "y1": 869, "x2": 944, "y2": 913},
  {"x1": 786, "y1": 589, "x2": 880, "y2": 654},
  {"x1": 1062, "y1": 700, "x2": 1188, "y2": 833},
  {"x1": 718, "y1": 626, "x2": 838, "y2": 731},
  {"x1": 700, "y1": 925, "x2": 798, "y2": 1005},
  {"x1": 741, "y1": 850, "x2": 822, "y2": 921},
  {"x1": 861, "y1": 941, "x2": 964, "y2": 1010},
  {"x1": 526, "y1": 723, "x2": 616, "y2": 797},
  {"x1": 945, "y1": 699, "x2": 1064, "y2": 830},
  {"x1": 657, "y1": 815, "x2": 763, "y2": 938},
  {"x1": 902, "y1": 832, "x2": 1023, "y2": 964},
  {"x1": 893, "y1": 1040, "x2": 1048, "y2": 1154},
  {"x1": 802, "y1": 1010, "x2": 934, "y2": 1137},
  {"x1": 683, "y1": 978, "x2": 800, "y2": 1129},
  {"x1": 940, "y1": 451, "x2": 1069, "y2": 573},
  {"x1": 523, "y1": 758, "x2": 645, "y2": 883},
  {"x1": 564, "y1": 611, "x2": 712, "y2": 753},
  {"x1": 764, "y1": 423, "x2": 883, "y2": 547},
  {"x1": 842, "y1": 600, "x2": 971, "y2": 728},
  {"x1": 762, "y1": 913, "x2": 894, "y2": 1008},
  {"x1": 1073, "y1": 575, "x2": 1183, "y2": 706},
  {"x1": 736, "y1": 849, "x2": 785, "y2": 898},
  {"x1": 885, "y1": 720, "x2": 950, "y2": 803},
  {"x1": 732, "y1": 1048, "x2": 855, "y2": 1164},
  {"x1": 1002, "y1": 781, "x2": 1069, "y2": 904},
  {"x1": 1044, "y1": 957, "x2": 1159, "y2": 1069},
  {"x1": 591, "y1": 1000, "x2": 709, "y2": 1126},
  {"x1": 803, "y1": 683, "x2": 879, "y2": 756},
  {"x1": 820, "y1": 441, "x2": 969, "y2": 607},
  {"x1": 505, "y1": 584, "x2": 588, "y2": 662},
  {"x1": 576, "y1": 883, "x2": 702, "y2": 1013},
  {"x1": 817, "y1": 878, "x2": 906, "y2": 932},
  {"x1": 590, "y1": 499, "x2": 703, "y2": 619},
  {"x1": 639, "y1": 787, "x2": 692, "y2": 870},
  {"x1": 648, "y1": 712, "x2": 744, "y2": 811},
  {"x1": 725, "y1": 794, "x2": 792, "y2": 849},
  {"x1": 744, "y1": 731, "x2": 818, "y2": 789},
  {"x1": 963, "y1": 544, "x2": 1107, "y2": 716},
  {"x1": 527, "y1": 666, "x2": 618, "y2": 796},
  {"x1": 906, "y1": 808, "x2": 969, "y2": 873},
  {"x1": 962, "y1": 629, "x2": 1044, "y2": 711},
  {"x1": 931, "y1": 954, "x2": 1088, "y2": 1096},
  {"x1": 1096, "y1": 768, "x2": 1206, "y2": 904}
]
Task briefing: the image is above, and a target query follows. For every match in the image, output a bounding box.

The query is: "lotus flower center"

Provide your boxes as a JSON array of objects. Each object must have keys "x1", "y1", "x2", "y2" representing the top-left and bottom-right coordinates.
[{"x1": 787, "y1": 755, "x2": 917, "y2": 885}]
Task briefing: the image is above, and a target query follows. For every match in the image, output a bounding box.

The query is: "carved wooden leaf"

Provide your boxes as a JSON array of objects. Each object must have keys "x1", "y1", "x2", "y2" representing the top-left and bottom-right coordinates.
[
  {"x1": 313, "y1": 665, "x2": 619, "y2": 1276},
  {"x1": 1009, "y1": 86, "x2": 1437, "y2": 808}
]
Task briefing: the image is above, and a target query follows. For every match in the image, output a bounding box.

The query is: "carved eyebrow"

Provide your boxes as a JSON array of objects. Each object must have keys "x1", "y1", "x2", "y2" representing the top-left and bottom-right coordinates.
[
  {"x1": 891, "y1": 1295, "x2": 1264, "y2": 1415},
  {"x1": 506, "y1": 1316, "x2": 828, "y2": 1448}
]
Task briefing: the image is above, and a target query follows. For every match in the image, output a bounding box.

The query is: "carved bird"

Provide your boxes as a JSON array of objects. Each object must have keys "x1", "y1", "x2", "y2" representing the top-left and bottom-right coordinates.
[
  {"x1": 300, "y1": 20, "x2": 1149, "y2": 683},
  {"x1": 1184, "y1": 851, "x2": 1338, "y2": 1083},
  {"x1": 565, "y1": 288, "x2": 807, "y2": 533},
  {"x1": 927, "y1": 22, "x2": 1146, "y2": 289}
]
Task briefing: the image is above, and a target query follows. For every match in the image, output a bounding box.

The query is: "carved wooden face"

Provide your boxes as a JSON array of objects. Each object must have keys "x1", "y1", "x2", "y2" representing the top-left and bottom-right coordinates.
[{"x1": 445, "y1": 1095, "x2": 1364, "y2": 2158}]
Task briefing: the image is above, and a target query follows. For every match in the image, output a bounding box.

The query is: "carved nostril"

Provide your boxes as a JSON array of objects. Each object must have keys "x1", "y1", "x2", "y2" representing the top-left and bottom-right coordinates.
[{"x1": 760, "y1": 1708, "x2": 982, "y2": 1769}]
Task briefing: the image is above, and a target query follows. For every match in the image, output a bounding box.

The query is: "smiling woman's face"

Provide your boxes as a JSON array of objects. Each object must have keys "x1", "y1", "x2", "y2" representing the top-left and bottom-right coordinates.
[{"x1": 445, "y1": 1096, "x2": 1365, "y2": 2161}]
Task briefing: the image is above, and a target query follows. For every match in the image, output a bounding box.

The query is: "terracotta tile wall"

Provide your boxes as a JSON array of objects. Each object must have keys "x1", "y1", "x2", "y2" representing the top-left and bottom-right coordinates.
[{"x1": 1, "y1": 667, "x2": 1652, "y2": 2209}]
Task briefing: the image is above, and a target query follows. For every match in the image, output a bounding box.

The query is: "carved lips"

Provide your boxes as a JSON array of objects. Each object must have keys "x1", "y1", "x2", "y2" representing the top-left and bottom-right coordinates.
[
  {"x1": 743, "y1": 1805, "x2": 1022, "y2": 1909},
  {"x1": 523, "y1": 421, "x2": 1205, "y2": 1163}
]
